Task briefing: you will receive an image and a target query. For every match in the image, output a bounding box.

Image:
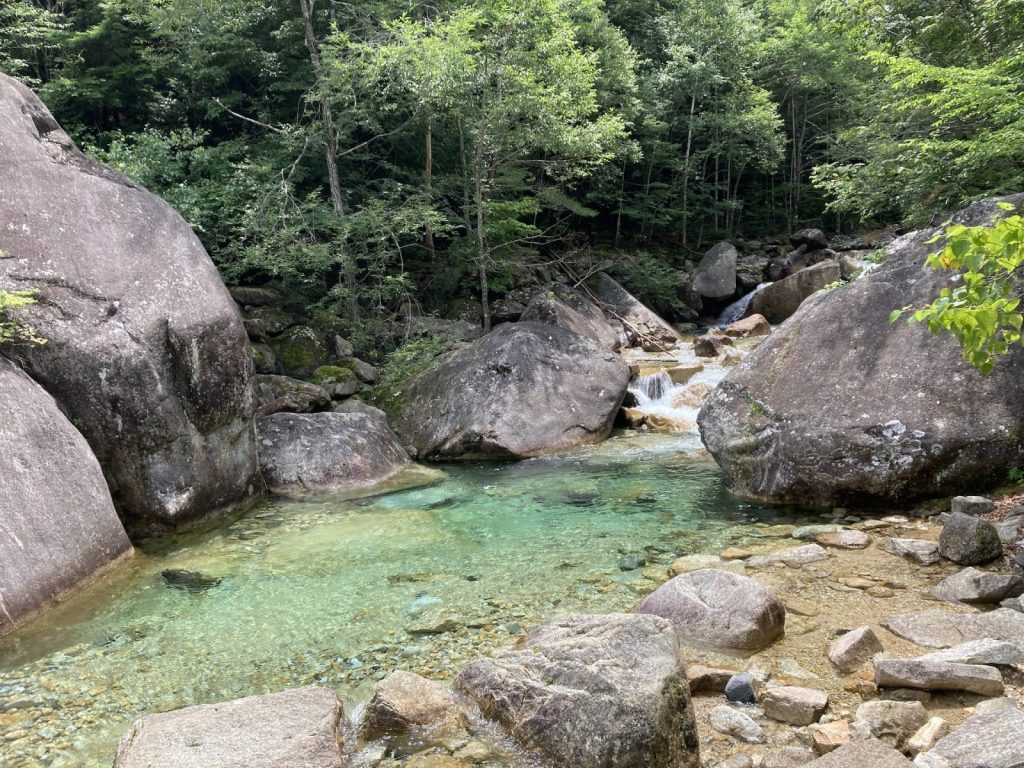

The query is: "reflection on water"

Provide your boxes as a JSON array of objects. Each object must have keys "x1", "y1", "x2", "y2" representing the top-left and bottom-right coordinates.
[{"x1": 0, "y1": 432, "x2": 813, "y2": 767}]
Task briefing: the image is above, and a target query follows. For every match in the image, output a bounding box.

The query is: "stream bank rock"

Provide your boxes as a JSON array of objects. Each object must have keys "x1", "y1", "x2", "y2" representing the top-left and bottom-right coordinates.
[
  {"x1": 585, "y1": 273, "x2": 682, "y2": 347},
  {"x1": 0, "y1": 358, "x2": 133, "y2": 634},
  {"x1": 635, "y1": 569, "x2": 785, "y2": 651},
  {"x1": 113, "y1": 687, "x2": 344, "y2": 768},
  {"x1": 257, "y1": 412, "x2": 437, "y2": 496},
  {"x1": 0, "y1": 74, "x2": 259, "y2": 530},
  {"x1": 361, "y1": 671, "x2": 466, "y2": 739},
  {"x1": 697, "y1": 195, "x2": 1024, "y2": 506},
  {"x1": 454, "y1": 613, "x2": 699, "y2": 768},
  {"x1": 393, "y1": 322, "x2": 629, "y2": 460}
]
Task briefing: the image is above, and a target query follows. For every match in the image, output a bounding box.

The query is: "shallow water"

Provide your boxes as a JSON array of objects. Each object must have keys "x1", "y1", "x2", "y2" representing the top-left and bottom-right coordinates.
[{"x1": 0, "y1": 431, "x2": 817, "y2": 768}]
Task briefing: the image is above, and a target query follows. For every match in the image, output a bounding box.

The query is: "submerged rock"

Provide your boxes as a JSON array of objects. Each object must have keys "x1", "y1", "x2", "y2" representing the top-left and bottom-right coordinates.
[
  {"x1": 454, "y1": 613, "x2": 699, "y2": 768},
  {"x1": 635, "y1": 569, "x2": 785, "y2": 652},
  {"x1": 881, "y1": 538, "x2": 941, "y2": 565},
  {"x1": 113, "y1": 687, "x2": 344, "y2": 768},
  {"x1": 393, "y1": 322, "x2": 629, "y2": 460},
  {"x1": 0, "y1": 358, "x2": 132, "y2": 634},
  {"x1": 0, "y1": 73, "x2": 259, "y2": 529},
  {"x1": 697, "y1": 195, "x2": 1024, "y2": 507},
  {"x1": 257, "y1": 412, "x2": 431, "y2": 496},
  {"x1": 161, "y1": 569, "x2": 223, "y2": 594}
]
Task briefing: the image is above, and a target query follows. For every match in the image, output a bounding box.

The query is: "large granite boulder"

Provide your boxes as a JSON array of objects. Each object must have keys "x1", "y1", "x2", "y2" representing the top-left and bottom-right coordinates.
[
  {"x1": 393, "y1": 322, "x2": 630, "y2": 460},
  {"x1": 0, "y1": 358, "x2": 132, "y2": 634},
  {"x1": 257, "y1": 412, "x2": 437, "y2": 496},
  {"x1": 748, "y1": 260, "x2": 840, "y2": 323},
  {"x1": 454, "y1": 613, "x2": 699, "y2": 768},
  {"x1": 585, "y1": 273, "x2": 682, "y2": 347},
  {"x1": 0, "y1": 74, "x2": 259, "y2": 530},
  {"x1": 113, "y1": 687, "x2": 343, "y2": 768},
  {"x1": 693, "y1": 242, "x2": 739, "y2": 300},
  {"x1": 698, "y1": 195, "x2": 1024, "y2": 506},
  {"x1": 634, "y1": 569, "x2": 785, "y2": 652},
  {"x1": 520, "y1": 283, "x2": 621, "y2": 351}
]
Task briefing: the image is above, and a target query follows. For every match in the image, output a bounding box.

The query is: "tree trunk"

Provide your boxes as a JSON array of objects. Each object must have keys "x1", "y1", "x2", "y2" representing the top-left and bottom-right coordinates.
[
  {"x1": 424, "y1": 116, "x2": 436, "y2": 261},
  {"x1": 681, "y1": 94, "x2": 696, "y2": 246}
]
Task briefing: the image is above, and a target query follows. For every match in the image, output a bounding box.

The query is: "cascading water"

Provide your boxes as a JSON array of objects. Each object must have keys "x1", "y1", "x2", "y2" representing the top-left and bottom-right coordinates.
[
  {"x1": 717, "y1": 283, "x2": 771, "y2": 325},
  {"x1": 628, "y1": 371, "x2": 673, "y2": 404}
]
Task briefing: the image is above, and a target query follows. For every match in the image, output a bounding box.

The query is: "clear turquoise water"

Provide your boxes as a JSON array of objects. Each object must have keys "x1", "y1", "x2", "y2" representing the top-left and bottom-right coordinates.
[{"x1": 0, "y1": 432, "x2": 813, "y2": 767}]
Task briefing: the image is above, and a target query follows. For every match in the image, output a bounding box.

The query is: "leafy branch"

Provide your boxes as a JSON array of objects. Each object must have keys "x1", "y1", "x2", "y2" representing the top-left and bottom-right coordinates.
[{"x1": 890, "y1": 202, "x2": 1024, "y2": 373}]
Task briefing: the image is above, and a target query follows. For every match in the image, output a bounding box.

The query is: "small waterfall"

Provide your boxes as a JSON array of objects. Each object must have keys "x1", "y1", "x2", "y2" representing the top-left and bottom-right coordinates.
[
  {"x1": 718, "y1": 283, "x2": 771, "y2": 325},
  {"x1": 628, "y1": 371, "x2": 673, "y2": 404}
]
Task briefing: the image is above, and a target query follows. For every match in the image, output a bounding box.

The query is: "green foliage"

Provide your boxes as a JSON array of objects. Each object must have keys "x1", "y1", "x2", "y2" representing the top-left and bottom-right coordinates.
[
  {"x1": 890, "y1": 203, "x2": 1024, "y2": 373},
  {"x1": 608, "y1": 250, "x2": 687, "y2": 317},
  {"x1": 814, "y1": 1, "x2": 1024, "y2": 226},
  {"x1": 0, "y1": 289, "x2": 45, "y2": 345},
  {"x1": 367, "y1": 328, "x2": 467, "y2": 417}
]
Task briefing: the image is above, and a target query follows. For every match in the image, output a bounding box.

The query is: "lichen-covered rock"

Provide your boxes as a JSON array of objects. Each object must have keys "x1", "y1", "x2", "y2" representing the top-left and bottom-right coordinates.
[
  {"x1": 938, "y1": 513, "x2": 1003, "y2": 565},
  {"x1": 0, "y1": 358, "x2": 132, "y2": 634},
  {"x1": 635, "y1": 569, "x2": 785, "y2": 652},
  {"x1": 0, "y1": 74, "x2": 259, "y2": 529},
  {"x1": 113, "y1": 687, "x2": 343, "y2": 768},
  {"x1": 697, "y1": 195, "x2": 1024, "y2": 507},
  {"x1": 454, "y1": 613, "x2": 700, "y2": 768},
  {"x1": 257, "y1": 412, "x2": 435, "y2": 496},
  {"x1": 520, "y1": 283, "x2": 620, "y2": 351},
  {"x1": 393, "y1": 322, "x2": 629, "y2": 460}
]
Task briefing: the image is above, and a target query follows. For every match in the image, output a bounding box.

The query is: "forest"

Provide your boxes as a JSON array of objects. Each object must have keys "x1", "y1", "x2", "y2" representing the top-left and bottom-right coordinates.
[{"x1": 2, "y1": 0, "x2": 1023, "y2": 354}]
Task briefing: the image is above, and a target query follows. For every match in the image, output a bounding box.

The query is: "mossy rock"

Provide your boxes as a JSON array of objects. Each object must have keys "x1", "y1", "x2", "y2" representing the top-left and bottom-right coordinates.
[
  {"x1": 309, "y1": 309, "x2": 348, "y2": 337},
  {"x1": 271, "y1": 326, "x2": 330, "y2": 379},
  {"x1": 312, "y1": 365, "x2": 357, "y2": 385},
  {"x1": 312, "y1": 365, "x2": 361, "y2": 398},
  {"x1": 243, "y1": 306, "x2": 292, "y2": 341},
  {"x1": 251, "y1": 343, "x2": 277, "y2": 374}
]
